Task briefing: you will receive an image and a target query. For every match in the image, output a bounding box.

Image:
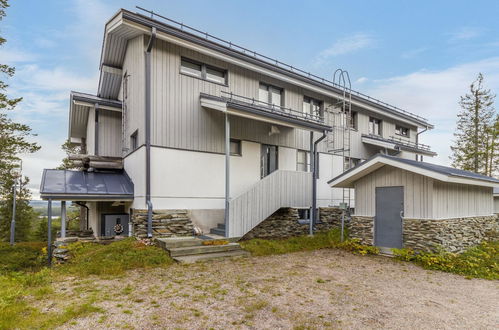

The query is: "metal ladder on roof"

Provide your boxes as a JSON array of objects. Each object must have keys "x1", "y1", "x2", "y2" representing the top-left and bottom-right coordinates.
[{"x1": 327, "y1": 69, "x2": 352, "y2": 209}]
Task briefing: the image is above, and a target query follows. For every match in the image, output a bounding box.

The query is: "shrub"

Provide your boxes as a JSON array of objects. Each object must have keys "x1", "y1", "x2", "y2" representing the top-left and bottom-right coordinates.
[
  {"x1": 393, "y1": 241, "x2": 499, "y2": 280},
  {"x1": 58, "y1": 238, "x2": 173, "y2": 276}
]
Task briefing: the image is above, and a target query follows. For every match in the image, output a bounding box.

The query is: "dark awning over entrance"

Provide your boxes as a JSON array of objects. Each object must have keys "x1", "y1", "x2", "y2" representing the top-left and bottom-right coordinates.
[{"x1": 40, "y1": 169, "x2": 134, "y2": 201}]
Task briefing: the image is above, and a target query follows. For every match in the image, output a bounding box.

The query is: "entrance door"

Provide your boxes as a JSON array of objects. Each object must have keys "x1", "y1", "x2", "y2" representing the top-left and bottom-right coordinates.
[
  {"x1": 375, "y1": 186, "x2": 404, "y2": 248},
  {"x1": 101, "y1": 214, "x2": 130, "y2": 237},
  {"x1": 261, "y1": 144, "x2": 278, "y2": 178}
]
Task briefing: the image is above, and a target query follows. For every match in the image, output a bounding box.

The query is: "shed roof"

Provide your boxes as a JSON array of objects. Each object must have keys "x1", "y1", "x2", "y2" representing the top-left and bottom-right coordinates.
[
  {"x1": 328, "y1": 154, "x2": 499, "y2": 188},
  {"x1": 40, "y1": 169, "x2": 134, "y2": 201}
]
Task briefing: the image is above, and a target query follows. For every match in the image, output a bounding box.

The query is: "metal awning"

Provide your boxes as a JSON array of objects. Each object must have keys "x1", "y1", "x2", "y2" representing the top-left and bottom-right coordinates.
[{"x1": 40, "y1": 169, "x2": 134, "y2": 201}]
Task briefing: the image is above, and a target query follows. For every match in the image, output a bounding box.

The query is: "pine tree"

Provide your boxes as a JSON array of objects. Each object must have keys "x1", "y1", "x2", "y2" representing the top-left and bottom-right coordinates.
[
  {"x1": 0, "y1": 0, "x2": 41, "y2": 241},
  {"x1": 451, "y1": 73, "x2": 497, "y2": 176},
  {"x1": 57, "y1": 139, "x2": 82, "y2": 170}
]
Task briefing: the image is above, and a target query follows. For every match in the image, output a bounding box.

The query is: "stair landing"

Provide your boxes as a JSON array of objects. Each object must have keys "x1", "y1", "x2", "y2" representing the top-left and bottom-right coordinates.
[{"x1": 155, "y1": 235, "x2": 247, "y2": 263}]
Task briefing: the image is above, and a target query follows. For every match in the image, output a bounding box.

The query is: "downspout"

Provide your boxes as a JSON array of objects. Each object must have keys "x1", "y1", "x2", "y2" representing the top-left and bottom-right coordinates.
[
  {"x1": 415, "y1": 126, "x2": 429, "y2": 161},
  {"x1": 145, "y1": 27, "x2": 156, "y2": 238},
  {"x1": 75, "y1": 202, "x2": 89, "y2": 230},
  {"x1": 310, "y1": 131, "x2": 327, "y2": 235}
]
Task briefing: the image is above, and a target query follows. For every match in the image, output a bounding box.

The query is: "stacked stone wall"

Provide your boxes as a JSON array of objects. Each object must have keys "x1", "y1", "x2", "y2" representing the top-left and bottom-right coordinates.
[
  {"x1": 349, "y1": 216, "x2": 374, "y2": 245},
  {"x1": 132, "y1": 209, "x2": 194, "y2": 238}
]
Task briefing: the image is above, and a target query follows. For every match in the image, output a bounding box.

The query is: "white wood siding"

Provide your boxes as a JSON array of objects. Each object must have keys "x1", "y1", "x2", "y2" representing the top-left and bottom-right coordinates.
[
  {"x1": 354, "y1": 165, "x2": 433, "y2": 218},
  {"x1": 432, "y1": 181, "x2": 494, "y2": 218},
  {"x1": 98, "y1": 109, "x2": 122, "y2": 157}
]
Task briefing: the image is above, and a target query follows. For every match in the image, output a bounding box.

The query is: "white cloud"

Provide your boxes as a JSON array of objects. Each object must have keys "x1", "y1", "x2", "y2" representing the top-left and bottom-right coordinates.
[
  {"x1": 448, "y1": 27, "x2": 484, "y2": 42},
  {"x1": 0, "y1": 48, "x2": 37, "y2": 63},
  {"x1": 363, "y1": 57, "x2": 499, "y2": 166},
  {"x1": 314, "y1": 33, "x2": 375, "y2": 65}
]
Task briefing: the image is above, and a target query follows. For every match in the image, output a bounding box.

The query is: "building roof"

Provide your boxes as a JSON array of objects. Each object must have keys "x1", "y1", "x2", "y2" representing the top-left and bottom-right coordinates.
[
  {"x1": 40, "y1": 169, "x2": 134, "y2": 201},
  {"x1": 97, "y1": 8, "x2": 433, "y2": 129},
  {"x1": 328, "y1": 154, "x2": 499, "y2": 188}
]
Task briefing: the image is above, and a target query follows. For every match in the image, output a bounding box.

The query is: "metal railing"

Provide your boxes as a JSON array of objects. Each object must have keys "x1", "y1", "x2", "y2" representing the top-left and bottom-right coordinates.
[
  {"x1": 134, "y1": 6, "x2": 429, "y2": 124},
  {"x1": 362, "y1": 134, "x2": 433, "y2": 152},
  {"x1": 220, "y1": 91, "x2": 325, "y2": 124}
]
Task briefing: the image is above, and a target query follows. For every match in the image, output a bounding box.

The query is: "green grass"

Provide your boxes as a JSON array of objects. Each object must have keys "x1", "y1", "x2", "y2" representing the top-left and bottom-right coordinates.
[
  {"x1": 240, "y1": 228, "x2": 379, "y2": 256},
  {"x1": 58, "y1": 238, "x2": 174, "y2": 277},
  {"x1": 0, "y1": 242, "x2": 46, "y2": 273},
  {"x1": 393, "y1": 241, "x2": 499, "y2": 280}
]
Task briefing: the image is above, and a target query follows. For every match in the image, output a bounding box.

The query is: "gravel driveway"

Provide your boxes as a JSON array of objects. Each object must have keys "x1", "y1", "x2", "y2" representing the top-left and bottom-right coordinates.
[{"x1": 60, "y1": 249, "x2": 498, "y2": 329}]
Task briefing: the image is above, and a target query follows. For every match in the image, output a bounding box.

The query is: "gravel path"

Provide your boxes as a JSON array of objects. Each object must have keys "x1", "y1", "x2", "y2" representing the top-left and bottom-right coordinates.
[{"x1": 60, "y1": 249, "x2": 498, "y2": 329}]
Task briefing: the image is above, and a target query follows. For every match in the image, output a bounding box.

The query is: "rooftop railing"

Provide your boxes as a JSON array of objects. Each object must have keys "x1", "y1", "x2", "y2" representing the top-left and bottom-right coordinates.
[
  {"x1": 220, "y1": 91, "x2": 325, "y2": 125},
  {"x1": 134, "y1": 6, "x2": 429, "y2": 124}
]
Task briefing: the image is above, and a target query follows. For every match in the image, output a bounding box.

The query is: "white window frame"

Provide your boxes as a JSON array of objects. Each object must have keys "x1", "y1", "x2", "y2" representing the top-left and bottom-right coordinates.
[
  {"x1": 296, "y1": 149, "x2": 310, "y2": 172},
  {"x1": 230, "y1": 139, "x2": 242, "y2": 156},
  {"x1": 259, "y1": 83, "x2": 283, "y2": 107},
  {"x1": 395, "y1": 125, "x2": 410, "y2": 137},
  {"x1": 180, "y1": 57, "x2": 227, "y2": 85},
  {"x1": 303, "y1": 96, "x2": 322, "y2": 118},
  {"x1": 369, "y1": 117, "x2": 382, "y2": 136}
]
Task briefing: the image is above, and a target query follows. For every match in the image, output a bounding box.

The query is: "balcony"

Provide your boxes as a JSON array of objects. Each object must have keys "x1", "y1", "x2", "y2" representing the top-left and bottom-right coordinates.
[
  {"x1": 200, "y1": 91, "x2": 332, "y2": 132},
  {"x1": 361, "y1": 134, "x2": 436, "y2": 156}
]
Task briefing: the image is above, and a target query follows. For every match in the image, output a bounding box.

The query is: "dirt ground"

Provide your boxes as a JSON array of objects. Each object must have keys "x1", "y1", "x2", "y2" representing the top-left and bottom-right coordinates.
[{"x1": 57, "y1": 249, "x2": 498, "y2": 329}]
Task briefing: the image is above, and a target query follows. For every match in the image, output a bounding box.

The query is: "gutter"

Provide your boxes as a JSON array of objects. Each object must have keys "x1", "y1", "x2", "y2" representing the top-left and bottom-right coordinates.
[
  {"x1": 310, "y1": 131, "x2": 327, "y2": 235},
  {"x1": 145, "y1": 27, "x2": 156, "y2": 238}
]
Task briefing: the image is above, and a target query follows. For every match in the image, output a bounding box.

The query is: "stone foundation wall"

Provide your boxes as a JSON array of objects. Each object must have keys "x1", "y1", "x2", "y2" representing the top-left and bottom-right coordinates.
[
  {"x1": 132, "y1": 209, "x2": 194, "y2": 238},
  {"x1": 242, "y1": 207, "x2": 342, "y2": 240},
  {"x1": 349, "y1": 216, "x2": 374, "y2": 245},
  {"x1": 404, "y1": 215, "x2": 499, "y2": 253}
]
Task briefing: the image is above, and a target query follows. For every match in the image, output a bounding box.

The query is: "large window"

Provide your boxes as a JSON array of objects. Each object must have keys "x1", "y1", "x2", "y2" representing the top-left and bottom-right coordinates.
[
  {"x1": 296, "y1": 150, "x2": 309, "y2": 172},
  {"x1": 303, "y1": 96, "x2": 322, "y2": 117},
  {"x1": 368, "y1": 117, "x2": 382, "y2": 136},
  {"x1": 180, "y1": 58, "x2": 227, "y2": 85},
  {"x1": 395, "y1": 125, "x2": 410, "y2": 137},
  {"x1": 259, "y1": 83, "x2": 283, "y2": 106}
]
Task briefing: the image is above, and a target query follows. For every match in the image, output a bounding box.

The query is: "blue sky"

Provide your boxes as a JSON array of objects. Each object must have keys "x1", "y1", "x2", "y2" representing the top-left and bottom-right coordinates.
[{"x1": 2, "y1": 0, "x2": 499, "y2": 198}]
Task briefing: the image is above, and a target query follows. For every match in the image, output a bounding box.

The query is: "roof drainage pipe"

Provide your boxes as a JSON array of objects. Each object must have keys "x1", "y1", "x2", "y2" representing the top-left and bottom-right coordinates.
[
  {"x1": 415, "y1": 126, "x2": 429, "y2": 161},
  {"x1": 145, "y1": 27, "x2": 156, "y2": 238},
  {"x1": 310, "y1": 131, "x2": 327, "y2": 235}
]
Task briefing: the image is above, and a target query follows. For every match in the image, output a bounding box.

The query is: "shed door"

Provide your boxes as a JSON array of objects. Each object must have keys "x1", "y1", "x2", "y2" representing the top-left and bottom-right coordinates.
[
  {"x1": 102, "y1": 214, "x2": 129, "y2": 237},
  {"x1": 375, "y1": 186, "x2": 404, "y2": 249}
]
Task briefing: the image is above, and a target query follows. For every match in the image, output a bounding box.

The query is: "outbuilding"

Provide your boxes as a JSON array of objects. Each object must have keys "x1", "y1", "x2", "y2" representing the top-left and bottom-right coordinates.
[{"x1": 328, "y1": 154, "x2": 499, "y2": 253}]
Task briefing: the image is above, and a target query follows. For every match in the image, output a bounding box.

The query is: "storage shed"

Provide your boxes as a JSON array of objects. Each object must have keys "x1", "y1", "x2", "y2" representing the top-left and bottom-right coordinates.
[{"x1": 328, "y1": 154, "x2": 499, "y2": 252}]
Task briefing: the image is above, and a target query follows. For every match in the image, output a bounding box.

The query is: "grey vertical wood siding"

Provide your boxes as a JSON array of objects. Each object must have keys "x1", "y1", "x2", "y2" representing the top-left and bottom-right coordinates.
[
  {"x1": 98, "y1": 109, "x2": 122, "y2": 157},
  {"x1": 432, "y1": 181, "x2": 493, "y2": 218}
]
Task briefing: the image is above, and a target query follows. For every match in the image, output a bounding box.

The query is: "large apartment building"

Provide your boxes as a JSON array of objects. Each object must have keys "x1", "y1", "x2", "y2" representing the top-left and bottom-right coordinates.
[{"x1": 40, "y1": 8, "x2": 435, "y2": 239}]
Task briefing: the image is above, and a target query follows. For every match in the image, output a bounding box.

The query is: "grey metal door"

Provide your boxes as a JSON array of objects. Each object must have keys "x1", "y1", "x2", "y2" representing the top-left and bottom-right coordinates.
[
  {"x1": 260, "y1": 144, "x2": 278, "y2": 178},
  {"x1": 102, "y1": 214, "x2": 129, "y2": 237},
  {"x1": 375, "y1": 186, "x2": 404, "y2": 248}
]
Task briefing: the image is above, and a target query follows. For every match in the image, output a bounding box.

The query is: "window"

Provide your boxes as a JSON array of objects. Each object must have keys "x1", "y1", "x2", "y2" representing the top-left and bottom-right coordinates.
[
  {"x1": 303, "y1": 96, "x2": 322, "y2": 117},
  {"x1": 349, "y1": 111, "x2": 358, "y2": 129},
  {"x1": 130, "y1": 130, "x2": 138, "y2": 151},
  {"x1": 395, "y1": 125, "x2": 410, "y2": 137},
  {"x1": 297, "y1": 150, "x2": 309, "y2": 172},
  {"x1": 368, "y1": 117, "x2": 382, "y2": 136},
  {"x1": 298, "y1": 209, "x2": 310, "y2": 220},
  {"x1": 344, "y1": 157, "x2": 361, "y2": 171},
  {"x1": 230, "y1": 139, "x2": 241, "y2": 156},
  {"x1": 180, "y1": 58, "x2": 226, "y2": 84},
  {"x1": 259, "y1": 83, "x2": 283, "y2": 106}
]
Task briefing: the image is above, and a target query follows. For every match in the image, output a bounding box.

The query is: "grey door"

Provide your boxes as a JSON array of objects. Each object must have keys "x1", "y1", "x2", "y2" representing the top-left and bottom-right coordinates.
[
  {"x1": 101, "y1": 214, "x2": 129, "y2": 237},
  {"x1": 375, "y1": 186, "x2": 404, "y2": 248},
  {"x1": 261, "y1": 144, "x2": 278, "y2": 178}
]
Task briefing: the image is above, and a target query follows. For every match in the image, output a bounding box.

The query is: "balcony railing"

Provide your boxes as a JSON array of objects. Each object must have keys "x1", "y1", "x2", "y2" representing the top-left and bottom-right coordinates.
[
  {"x1": 362, "y1": 134, "x2": 434, "y2": 154},
  {"x1": 220, "y1": 91, "x2": 325, "y2": 124}
]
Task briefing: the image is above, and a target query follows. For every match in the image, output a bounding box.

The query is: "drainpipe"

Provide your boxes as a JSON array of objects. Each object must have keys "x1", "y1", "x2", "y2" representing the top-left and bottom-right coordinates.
[
  {"x1": 415, "y1": 126, "x2": 429, "y2": 161},
  {"x1": 145, "y1": 27, "x2": 156, "y2": 238},
  {"x1": 310, "y1": 131, "x2": 327, "y2": 235},
  {"x1": 75, "y1": 202, "x2": 89, "y2": 230}
]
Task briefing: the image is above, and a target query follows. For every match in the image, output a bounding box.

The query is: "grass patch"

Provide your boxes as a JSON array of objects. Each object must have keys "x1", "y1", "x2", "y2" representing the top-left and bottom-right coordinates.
[
  {"x1": 392, "y1": 241, "x2": 499, "y2": 280},
  {"x1": 0, "y1": 242, "x2": 46, "y2": 273},
  {"x1": 58, "y1": 238, "x2": 173, "y2": 277},
  {"x1": 240, "y1": 229, "x2": 379, "y2": 256}
]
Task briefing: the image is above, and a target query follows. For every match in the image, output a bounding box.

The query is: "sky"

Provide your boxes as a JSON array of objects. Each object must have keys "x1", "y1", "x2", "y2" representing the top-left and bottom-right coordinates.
[{"x1": 2, "y1": 0, "x2": 499, "y2": 199}]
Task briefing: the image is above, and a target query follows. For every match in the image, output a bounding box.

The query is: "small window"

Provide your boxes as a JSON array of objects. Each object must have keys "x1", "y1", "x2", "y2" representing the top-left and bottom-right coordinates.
[
  {"x1": 395, "y1": 125, "x2": 410, "y2": 137},
  {"x1": 369, "y1": 117, "x2": 382, "y2": 136},
  {"x1": 344, "y1": 157, "x2": 361, "y2": 171},
  {"x1": 259, "y1": 83, "x2": 283, "y2": 106},
  {"x1": 349, "y1": 111, "x2": 358, "y2": 129},
  {"x1": 230, "y1": 139, "x2": 241, "y2": 156},
  {"x1": 180, "y1": 57, "x2": 226, "y2": 84},
  {"x1": 130, "y1": 130, "x2": 138, "y2": 151},
  {"x1": 180, "y1": 58, "x2": 202, "y2": 78},
  {"x1": 303, "y1": 96, "x2": 323, "y2": 117},
  {"x1": 297, "y1": 150, "x2": 309, "y2": 172}
]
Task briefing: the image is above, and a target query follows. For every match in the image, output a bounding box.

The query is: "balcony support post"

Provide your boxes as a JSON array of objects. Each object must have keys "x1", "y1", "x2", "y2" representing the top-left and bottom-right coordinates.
[
  {"x1": 309, "y1": 132, "x2": 314, "y2": 235},
  {"x1": 224, "y1": 112, "x2": 230, "y2": 237}
]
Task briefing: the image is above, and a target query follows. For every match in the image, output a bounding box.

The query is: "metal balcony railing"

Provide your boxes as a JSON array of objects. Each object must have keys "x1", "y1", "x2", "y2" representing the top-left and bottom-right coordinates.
[
  {"x1": 220, "y1": 91, "x2": 325, "y2": 124},
  {"x1": 362, "y1": 134, "x2": 434, "y2": 153},
  {"x1": 135, "y1": 6, "x2": 429, "y2": 125}
]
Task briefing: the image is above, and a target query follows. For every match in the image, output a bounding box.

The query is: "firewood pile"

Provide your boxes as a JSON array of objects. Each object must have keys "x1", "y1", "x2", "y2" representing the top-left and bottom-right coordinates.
[{"x1": 68, "y1": 154, "x2": 123, "y2": 170}]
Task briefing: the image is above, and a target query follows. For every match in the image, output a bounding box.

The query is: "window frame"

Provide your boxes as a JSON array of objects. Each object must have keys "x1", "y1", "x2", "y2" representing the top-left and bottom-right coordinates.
[
  {"x1": 303, "y1": 96, "x2": 323, "y2": 118},
  {"x1": 368, "y1": 117, "x2": 382, "y2": 136},
  {"x1": 296, "y1": 149, "x2": 310, "y2": 172},
  {"x1": 349, "y1": 111, "x2": 358, "y2": 130},
  {"x1": 395, "y1": 125, "x2": 410, "y2": 138},
  {"x1": 259, "y1": 82, "x2": 284, "y2": 107},
  {"x1": 229, "y1": 139, "x2": 242, "y2": 156},
  {"x1": 130, "y1": 130, "x2": 138, "y2": 151},
  {"x1": 180, "y1": 57, "x2": 228, "y2": 86}
]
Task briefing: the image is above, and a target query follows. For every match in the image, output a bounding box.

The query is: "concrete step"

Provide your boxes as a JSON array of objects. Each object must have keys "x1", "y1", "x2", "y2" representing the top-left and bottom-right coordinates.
[
  {"x1": 155, "y1": 237, "x2": 204, "y2": 249},
  {"x1": 173, "y1": 249, "x2": 250, "y2": 263},
  {"x1": 209, "y1": 227, "x2": 225, "y2": 236},
  {"x1": 168, "y1": 242, "x2": 242, "y2": 257},
  {"x1": 217, "y1": 223, "x2": 226, "y2": 230}
]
